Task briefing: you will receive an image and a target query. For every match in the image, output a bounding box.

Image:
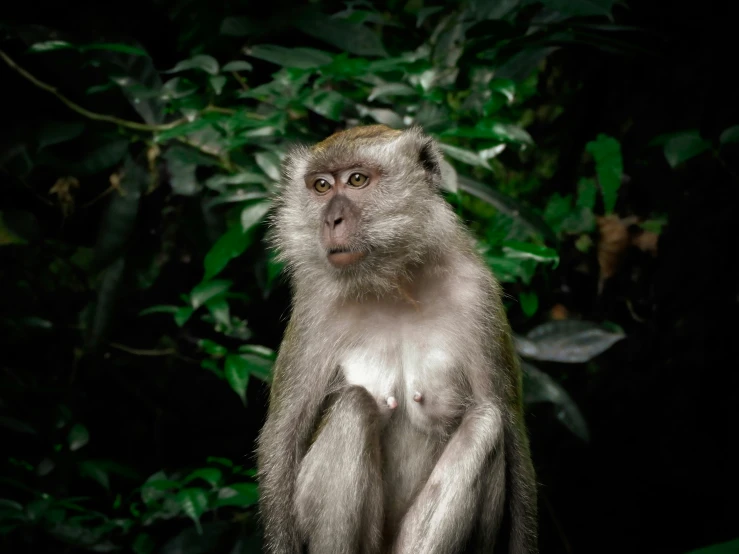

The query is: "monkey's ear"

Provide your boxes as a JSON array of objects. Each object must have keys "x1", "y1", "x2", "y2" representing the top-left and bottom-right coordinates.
[{"x1": 401, "y1": 127, "x2": 443, "y2": 188}]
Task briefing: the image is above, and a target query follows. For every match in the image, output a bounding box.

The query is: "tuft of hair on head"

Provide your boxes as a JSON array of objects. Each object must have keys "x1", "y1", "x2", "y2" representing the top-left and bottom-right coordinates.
[{"x1": 311, "y1": 125, "x2": 403, "y2": 153}]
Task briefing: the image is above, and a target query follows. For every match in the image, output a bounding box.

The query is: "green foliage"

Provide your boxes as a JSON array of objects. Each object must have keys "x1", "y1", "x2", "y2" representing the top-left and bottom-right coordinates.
[
  {"x1": 685, "y1": 539, "x2": 739, "y2": 554},
  {"x1": 0, "y1": 0, "x2": 689, "y2": 551},
  {"x1": 585, "y1": 134, "x2": 622, "y2": 214}
]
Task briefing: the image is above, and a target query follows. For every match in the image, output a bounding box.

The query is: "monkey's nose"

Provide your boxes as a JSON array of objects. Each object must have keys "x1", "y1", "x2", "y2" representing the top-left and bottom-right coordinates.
[{"x1": 325, "y1": 216, "x2": 343, "y2": 229}]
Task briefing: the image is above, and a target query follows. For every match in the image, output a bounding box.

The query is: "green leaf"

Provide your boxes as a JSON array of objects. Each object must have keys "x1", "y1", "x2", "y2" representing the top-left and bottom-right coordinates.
[
  {"x1": 166, "y1": 55, "x2": 219, "y2": 76},
  {"x1": 175, "y1": 488, "x2": 208, "y2": 533},
  {"x1": 575, "y1": 177, "x2": 597, "y2": 210},
  {"x1": 139, "y1": 305, "x2": 179, "y2": 316},
  {"x1": 519, "y1": 291, "x2": 539, "y2": 317},
  {"x1": 28, "y1": 40, "x2": 74, "y2": 53},
  {"x1": 686, "y1": 538, "x2": 739, "y2": 554},
  {"x1": 298, "y1": 10, "x2": 387, "y2": 57},
  {"x1": 174, "y1": 306, "x2": 194, "y2": 327},
  {"x1": 368, "y1": 83, "x2": 416, "y2": 102},
  {"x1": 221, "y1": 60, "x2": 253, "y2": 72},
  {"x1": 220, "y1": 16, "x2": 260, "y2": 36},
  {"x1": 662, "y1": 130, "x2": 711, "y2": 168},
  {"x1": 266, "y1": 251, "x2": 286, "y2": 289},
  {"x1": 356, "y1": 106, "x2": 404, "y2": 128},
  {"x1": 0, "y1": 213, "x2": 27, "y2": 245},
  {"x1": 0, "y1": 499, "x2": 23, "y2": 511},
  {"x1": 36, "y1": 121, "x2": 85, "y2": 150},
  {"x1": 441, "y1": 123, "x2": 533, "y2": 145},
  {"x1": 719, "y1": 125, "x2": 739, "y2": 145},
  {"x1": 522, "y1": 363, "x2": 589, "y2": 442},
  {"x1": 490, "y1": 79, "x2": 516, "y2": 103},
  {"x1": 68, "y1": 424, "x2": 90, "y2": 451},
  {"x1": 201, "y1": 359, "x2": 224, "y2": 379},
  {"x1": 85, "y1": 256, "x2": 126, "y2": 350},
  {"x1": 416, "y1": 6, "x2": 444, "y2": 27},
  {"x1": 439, "y1": 159, "x2": 458, "y2": 193},
  {"x1": 502, "y1": 241, "x2": 559, "y2": 265},
  {"x1": 537, "y1": 0, "x2": 615, "y2": 17},
  {"x1": 160, "y1": 77, "x2": 198, "y2": 100},
  {"x1": 190, "y1": 280, "x2": 233, "y2": 309},
  {"x1": 247, "y1": 45, "x2": 333, "y2": 69},
  {"x1": 199, "y1": 339, "x2": 228, "y2": 356},
  {"x1": 225, "y1": 355, "x2": 250, "y2": 404},
  {"x1": 255, "y1": 151, "x2": 282, "y2": 181},
  {"x1": 479, "y1": 144, "x2": 506, "y2": 164},
  {"x1": 215, "y1": 483, "x2": 259, "y2": 507},
  {"x1": 237, "y1": 351, "x2": 274, "y2": 383},
  {"x1": 486, "y1": 122, "x2": 533, "y2": 145},
  {"x1": 206, "y1": 457, "x2": 233, "y2": 467},
  {"x1": 80, "y1": 42, "x2": 148, "y2": 56},
  {"x1": 132, "y1": 533, "x2": 156, "y2": 554},
  {"x1": 74, "y1": 139, "x2": 128, "y2": 175},
  {"x1": 304, "y1": 90, "x2": 351, "y2": 121},
  {"x1": 205, "y1": 172, "x2": 267, "y2": 190},
  {"x1": 641, "y1": 215, "x2": 667, "y2": 234},
  {"x1": 238, "y1": 344, "x2": 276, "y2": 358},
  {"x1": 78, "y1": 461, "x2": 110, "y2": 490},
  {"x1": 203, "y1": 227, "x2": 251, "y2": 281},
  {"x1": 585, "y1": 134, "x2": 622, "y2": 214},
  {"x1": 439, "y1": 143, "x2": 490, "y2": 169},
  {"x1": 155, "y1": 116, "x2": 224, "y2": 142},
  {"x1": 163, "y1": 149, "x2": 200, "y2": 196},
  {"x1": 458, "y1": 176, "x2": 558, "y2": 243},
  {"x1": 241, "y1": 200, "x2": 272, "y2": 232},
  {"x1": 0, "y1": 416, "x2": 36, "y2": 434},
  {"x1": 141, "y1": 475, "x2": 180, "y2": 504},
  {"x1": 514, "y1": 320, "x2": 625, "y2": 363},
  {"x1": 207, "y1": 75, "x2": 225, "y2": 95},
  {"x1": 205, "y1": 296, "x2": 230, "y2": 328},
  {"x1": 183, "y1": 468, "x2": 222, "y2": 487}
]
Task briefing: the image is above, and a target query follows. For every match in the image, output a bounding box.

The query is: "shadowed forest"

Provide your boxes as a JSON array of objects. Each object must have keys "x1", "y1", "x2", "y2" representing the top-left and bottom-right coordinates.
[{"x1": 1, "y1": 1, "x2": 738, "y2": 553}]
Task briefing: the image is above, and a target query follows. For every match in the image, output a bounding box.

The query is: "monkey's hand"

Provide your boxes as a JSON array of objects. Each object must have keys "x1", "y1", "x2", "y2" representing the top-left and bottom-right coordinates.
[{"x1": 392, "y1": 402, "x2": 503, "y2": 554}]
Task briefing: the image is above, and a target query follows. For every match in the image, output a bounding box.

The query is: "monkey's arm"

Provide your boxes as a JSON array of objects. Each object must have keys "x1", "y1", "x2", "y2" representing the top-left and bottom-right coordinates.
[
  {"x1": 393, "y1": 399, "x2": 504, "y2": 554},
  {"x1": 257, "y1": 321, "x2": 326, "y2": 554}
]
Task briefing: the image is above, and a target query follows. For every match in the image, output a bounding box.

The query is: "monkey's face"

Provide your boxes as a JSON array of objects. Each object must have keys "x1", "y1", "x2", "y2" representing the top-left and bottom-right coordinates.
[
  {"x1": 271, "y1": 126, "x2": 457, "y2": 296},
  {"x1": 304, "y1": 166, "x2": 380, "y2": 269}
]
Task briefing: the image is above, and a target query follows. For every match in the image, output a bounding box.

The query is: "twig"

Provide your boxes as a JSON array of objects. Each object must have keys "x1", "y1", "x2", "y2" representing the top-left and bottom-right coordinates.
[
  {"x1": 108, "y1": 342, "x2": 176, "y2": 356},
  {"x1": 0, "y1": 49, "x2": 186, "y2": 132},
  {"x1": 231, "y1": 71, "x2": 249, "y2": 92},
  {"x1": 205, "y1": 105, "x2": 236, "y2": 115}
]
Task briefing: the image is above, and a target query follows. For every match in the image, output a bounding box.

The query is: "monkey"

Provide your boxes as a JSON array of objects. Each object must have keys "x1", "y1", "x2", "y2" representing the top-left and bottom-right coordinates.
[{"x1": 256, "y1": 125, "x2": 538, "y2": 554}]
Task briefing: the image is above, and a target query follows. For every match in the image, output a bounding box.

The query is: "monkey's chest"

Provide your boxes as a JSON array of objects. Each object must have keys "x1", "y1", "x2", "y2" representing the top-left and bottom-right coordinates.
[{"x1": 339, "y1": 335, "x2": 467, "y2": 434}]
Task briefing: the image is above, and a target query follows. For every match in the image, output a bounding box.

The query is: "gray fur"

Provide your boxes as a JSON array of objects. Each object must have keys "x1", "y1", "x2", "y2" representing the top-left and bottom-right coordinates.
[{"x1": 257, "y1": 125, "x2": 538, "y2": 554}]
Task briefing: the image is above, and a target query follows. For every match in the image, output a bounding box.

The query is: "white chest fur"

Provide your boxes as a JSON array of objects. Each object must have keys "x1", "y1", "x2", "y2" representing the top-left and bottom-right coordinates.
[{"x1": 337, "y1": 299, "x2": 471, "y2": 434}]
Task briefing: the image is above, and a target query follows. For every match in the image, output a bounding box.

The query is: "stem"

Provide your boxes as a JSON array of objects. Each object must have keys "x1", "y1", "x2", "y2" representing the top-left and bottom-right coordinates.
[
  {"x1": 108, "y1": 342, "x2": 176, "y2": 356},
  {"x1": 0, "y1": 49, "x2": 187, "y2": 132}
]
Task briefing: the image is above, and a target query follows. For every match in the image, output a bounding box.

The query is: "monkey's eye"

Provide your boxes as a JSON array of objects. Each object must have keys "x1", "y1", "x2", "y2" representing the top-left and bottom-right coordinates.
[
  {"x1": 313, "y1": 179, "x2": 331, "y2": 193},
  {"x1": 348, "y1": 173, "x2": 368, "y2": 187}
]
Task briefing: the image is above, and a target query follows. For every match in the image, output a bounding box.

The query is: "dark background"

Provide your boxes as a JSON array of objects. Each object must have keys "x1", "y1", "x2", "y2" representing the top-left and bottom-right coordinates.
[{"x1": 1, "y1": 1, "x2": 737, "y2": 553}]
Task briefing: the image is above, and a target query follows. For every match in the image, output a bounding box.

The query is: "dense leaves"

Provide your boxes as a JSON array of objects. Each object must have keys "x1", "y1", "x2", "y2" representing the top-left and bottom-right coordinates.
[{"x1": 2, "y1": 0, "x2": 735, "y2": 553}]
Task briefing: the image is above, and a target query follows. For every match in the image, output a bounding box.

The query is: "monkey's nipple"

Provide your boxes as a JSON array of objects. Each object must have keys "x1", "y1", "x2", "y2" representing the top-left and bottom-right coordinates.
[
  {"x1": 413, "y1": 391, "x2": 423, "y2": 403},
  {"x1": 386, "y1": 396, "x2": 398, "y2": 410}
]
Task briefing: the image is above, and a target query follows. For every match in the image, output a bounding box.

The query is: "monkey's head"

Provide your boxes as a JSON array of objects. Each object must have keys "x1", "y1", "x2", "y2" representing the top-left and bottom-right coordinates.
[{"x1": 271, "y1": 125, "x2": 459, "y2": 298}]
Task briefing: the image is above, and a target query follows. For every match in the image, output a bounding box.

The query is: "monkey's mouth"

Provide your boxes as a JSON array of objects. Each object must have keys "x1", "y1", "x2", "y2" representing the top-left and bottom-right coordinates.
[{"x1": 327, "y1": 247, "x2": 366, "y2": 268}]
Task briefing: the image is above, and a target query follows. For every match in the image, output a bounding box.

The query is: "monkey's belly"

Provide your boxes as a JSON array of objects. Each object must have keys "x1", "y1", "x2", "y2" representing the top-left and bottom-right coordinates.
[{"x1": 380, "y1": 418, "x2": 445, "y2": 536}]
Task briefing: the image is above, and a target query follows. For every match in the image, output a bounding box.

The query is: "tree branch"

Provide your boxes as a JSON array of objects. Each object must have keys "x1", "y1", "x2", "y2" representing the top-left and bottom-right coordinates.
[{"x1": 0, "y1": 49, "x2": 186, "y2": 132}]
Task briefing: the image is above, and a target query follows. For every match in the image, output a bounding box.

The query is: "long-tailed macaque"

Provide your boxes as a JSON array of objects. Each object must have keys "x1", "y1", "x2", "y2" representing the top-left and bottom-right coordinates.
[{"x1": 257, "y1": 125, "x2": 538, "y2": 553}]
